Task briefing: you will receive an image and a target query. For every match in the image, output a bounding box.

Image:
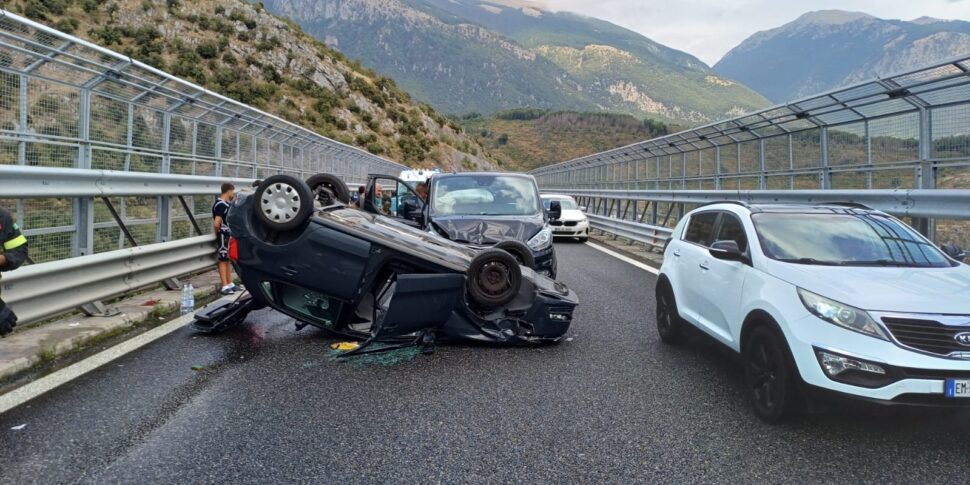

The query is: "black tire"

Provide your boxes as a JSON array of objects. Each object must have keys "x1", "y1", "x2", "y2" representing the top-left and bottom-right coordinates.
[
  {"x1": 254, "y1": 175, "x2": 313, "y2": 232},
  {"x1": 656, "y1": 284, "x2": 689, "y2": 345},
  {"x1": 577, "y1": 237, "x2": 588, "y2": 243},
  {"x1": 466, "y1": 248, "x2": 522, "y2": 308},
  {"x1": 743, "y1": 326, "x2": 800, "y2": 423},
  {"x1": 494, "y1": 240, "x2": 535, "y2": 269},
  {"x1": 306, "y1": 173, "x2": 350, "y2": 205}
]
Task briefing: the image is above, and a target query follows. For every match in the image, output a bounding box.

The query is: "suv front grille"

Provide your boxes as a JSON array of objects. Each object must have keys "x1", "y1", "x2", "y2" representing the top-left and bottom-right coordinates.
[{"x1": 881, "y1": 316, "x2": 970, "y2": 358}]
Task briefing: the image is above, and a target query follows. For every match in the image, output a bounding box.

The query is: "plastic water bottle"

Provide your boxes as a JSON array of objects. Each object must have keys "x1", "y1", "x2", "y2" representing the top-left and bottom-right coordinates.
[
  {"x1": 180, "y1": 284, "x2": 192, "y2": 315},
  {"x1": 187, "y1": 284, "x2": 195, "y2": 313}
]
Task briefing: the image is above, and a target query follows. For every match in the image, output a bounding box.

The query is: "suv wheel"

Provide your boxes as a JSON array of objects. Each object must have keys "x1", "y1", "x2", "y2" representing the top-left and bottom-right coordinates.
[
  {"x1": 743, "y1": 326, "x2": 799, "y2": 423},
  {"x1": 656, "y1": 284, "x2": 688, "y2": 344},
  {"x1": 254, "y1": 175, "x2": 313, "y2": 232}
]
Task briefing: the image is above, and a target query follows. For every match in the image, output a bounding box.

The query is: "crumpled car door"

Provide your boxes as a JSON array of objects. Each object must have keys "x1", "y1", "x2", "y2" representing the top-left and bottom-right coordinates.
[
  {"x1": 341, "y1": 273, "x2": 463, "y2": 356},
  {"x1": 371, "y1": 274, "x2": 464, "y2": 339}
]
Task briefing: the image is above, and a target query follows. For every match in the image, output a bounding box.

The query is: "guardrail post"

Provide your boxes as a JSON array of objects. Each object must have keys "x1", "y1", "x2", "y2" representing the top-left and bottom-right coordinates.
[
  {"x1": 158, "y1": 113, "x2": 172, "y2": 243},
  {"x1": 714, "y1": 146, "x2": 721, "y2": 190},
  {"x1": 74, "y1": 88, "x2": 94, "y2": 257},
  {"x1": 787, "y1": 134, "x2": 794, "y2": 190},
  {"x1": 864, "y1": 120, "x2": 873, "y2": 189},
  {"x1": 17, "y1": 74, "x2": 27, "y2": 165},
  {"x1": 758, "y1": 139, "x2": 767, "y2": 190},
  {"x1": 914, "y1": 107, "x2": 935, "y2": 239},
  {"x1": 819, "y1": 127, "x2": 831, "y2": 190},
  {"x1": 214, "y1": 125, "x2": 223, "y2": 177}
]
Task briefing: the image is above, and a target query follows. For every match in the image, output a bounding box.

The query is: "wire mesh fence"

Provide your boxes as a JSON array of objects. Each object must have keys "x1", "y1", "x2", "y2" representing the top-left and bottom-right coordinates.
[
  {"x1": 0, "y1": 11, "x2": 406, "y2": 265},
  {"x1": 532, "y1": 55, "x2": 970, "y2": 247}
]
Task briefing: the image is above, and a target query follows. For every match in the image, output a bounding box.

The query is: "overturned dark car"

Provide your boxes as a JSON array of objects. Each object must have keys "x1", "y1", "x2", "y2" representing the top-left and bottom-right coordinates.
[{"x1": 193, "y1": 173, "x2": 578, "y2": 355}]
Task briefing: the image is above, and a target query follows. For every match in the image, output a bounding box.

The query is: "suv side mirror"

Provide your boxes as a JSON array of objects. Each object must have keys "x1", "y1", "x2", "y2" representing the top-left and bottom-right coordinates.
[
  {"x1": 709, "y1": 240, "x2": 747, "y2": 263},
  {"x1": 579, "y1": 206, "x2": 588, "y2": 212},
  {"x1": 548, "y1": 200, "x2": 562, "y2": 221}
]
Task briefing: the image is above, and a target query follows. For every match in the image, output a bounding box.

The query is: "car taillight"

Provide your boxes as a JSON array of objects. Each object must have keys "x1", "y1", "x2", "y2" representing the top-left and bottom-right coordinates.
[{"x1": 228, "y1": 237, "x2": 239, "y2": 262}]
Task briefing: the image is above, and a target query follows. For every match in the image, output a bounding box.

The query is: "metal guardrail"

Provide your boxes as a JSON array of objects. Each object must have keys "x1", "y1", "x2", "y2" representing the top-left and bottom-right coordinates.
[
  {"x1": 0, "y1": 10, "x2": 406, "y2": 265},
  {"x1": 0, "y1": 11, "x2": 408, "y2": 325},
  {"x1": 554, "y1": 188, "x2": 970, "y2": 221},
  {"x1": 2, "y1": 236, "x2": 216, "y2": 325},
  {"x1": 0, "y1": 165, "x2": 254, "y2": 198},
  {"x1": 585, "y1": 213, "x2": 672, "y2": 249},
  {"x1": 534, "y1": 55, "x2": 970, "y2": 247}
]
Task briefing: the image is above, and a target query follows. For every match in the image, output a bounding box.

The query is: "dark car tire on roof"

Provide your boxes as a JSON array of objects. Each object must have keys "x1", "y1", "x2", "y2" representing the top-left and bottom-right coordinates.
[
  {"x1": 494, "y1": 240, "x2": 535, "y2": 269},
  {"x1": 306, "y1": 173, "x2": 350, "y2": 205},
  {"x1": 254, "y1": 174, "x2": 314, "y2": 232},
  {"x1": 467, "y1": 248, "x2": 522, "y2": 308}
]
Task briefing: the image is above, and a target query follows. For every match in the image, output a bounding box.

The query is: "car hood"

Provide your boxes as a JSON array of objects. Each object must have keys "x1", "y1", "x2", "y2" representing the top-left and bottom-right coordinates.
[
  {"x1": 430, "y1": 214, "x2": 544, "y2": 245},
  {"x1": 559, "y1": 209, "x2": 586, "y2": 222},
  {"x1": 764, "y1": 260, "x2": 970, "y2": 314}
]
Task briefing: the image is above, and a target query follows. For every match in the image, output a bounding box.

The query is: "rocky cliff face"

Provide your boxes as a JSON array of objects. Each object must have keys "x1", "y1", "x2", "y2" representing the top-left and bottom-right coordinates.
[
  {"x1": 260, "y1": 0, "x2": 771, "y2": 124},
  {"x1": 715, "y1": 10, "x2": 970, "y2": 103},
  {"x1": 2, "y1": 0, "x2": 495, "y2": 170}
]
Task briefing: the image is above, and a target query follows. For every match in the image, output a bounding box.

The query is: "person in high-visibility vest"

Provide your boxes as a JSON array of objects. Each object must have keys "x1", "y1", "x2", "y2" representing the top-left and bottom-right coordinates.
[{"x1": 0, "y1": 206, "x2": 28, "y2": 337}]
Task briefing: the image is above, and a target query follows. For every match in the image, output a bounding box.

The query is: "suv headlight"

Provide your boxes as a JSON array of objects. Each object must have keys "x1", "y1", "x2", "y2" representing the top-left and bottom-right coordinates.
[
  {"x1": 797, "y1": 288, "x2": 889, "y2": 341},
  {"x1": 527, "y1": 227, "x2": 552, "y2": 251}
]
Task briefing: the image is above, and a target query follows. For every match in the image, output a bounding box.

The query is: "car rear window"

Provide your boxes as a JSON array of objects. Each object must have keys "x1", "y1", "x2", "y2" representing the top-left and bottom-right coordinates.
[{"x1": 683, "y1": 212, "x2": 718, "y2": 247}]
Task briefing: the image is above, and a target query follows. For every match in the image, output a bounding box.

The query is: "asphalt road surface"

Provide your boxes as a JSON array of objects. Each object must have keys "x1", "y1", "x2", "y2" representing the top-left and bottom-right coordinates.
[{"x1": 1, "y1": 241, "x2": 969, "y2": 484}]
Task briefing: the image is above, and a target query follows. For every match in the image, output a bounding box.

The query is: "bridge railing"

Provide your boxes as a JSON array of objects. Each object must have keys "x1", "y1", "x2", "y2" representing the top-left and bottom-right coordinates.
[
  {"x1": 532, "y1": 55, "x2": 970, "y2": 248},
  {"x1": 0, "y1": 11, "x2": 406, "y2": 325},
  {"x1": 0, "y1": 10, "x2": 405, "y2": 265}
]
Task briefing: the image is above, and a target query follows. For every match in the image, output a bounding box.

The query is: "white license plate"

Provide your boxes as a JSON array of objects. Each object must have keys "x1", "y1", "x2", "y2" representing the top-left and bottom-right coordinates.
[
  {"x1": 945, "y1": 379, "x2": 970, "y2": 398},
  {"x1": 552, "y1": 227, "x2": 571, "y2": 232}
]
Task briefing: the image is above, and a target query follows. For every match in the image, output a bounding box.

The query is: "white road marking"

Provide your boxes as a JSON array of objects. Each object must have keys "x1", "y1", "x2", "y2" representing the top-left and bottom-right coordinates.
[
  {"x1": 0, "y1": 296, "x2": 236, "y2": 416},
  {"x1": 584, "y1": 241, "x2": 661, "y2": 275}
]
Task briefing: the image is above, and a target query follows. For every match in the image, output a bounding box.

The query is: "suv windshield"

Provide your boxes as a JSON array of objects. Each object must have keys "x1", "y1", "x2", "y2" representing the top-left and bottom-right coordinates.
[
  {"x1": 542, "y1": 198, "x2": 578, "y2": 210},
  {"x1": 752, "y1": 212, "x2": 953, "y2": 268},
  {"x1": 431, "y1": 175, "x2": 540, "y2": 216}
]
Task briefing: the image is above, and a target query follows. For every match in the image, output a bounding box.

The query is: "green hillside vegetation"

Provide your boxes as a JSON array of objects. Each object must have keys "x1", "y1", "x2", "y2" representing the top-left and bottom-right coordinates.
[
  {"x1": 0, "y1": 0, "x2": 500, "y2": 263},
  {"x1": 0, "y1": 0, "x2": 495, "y2": 170},
  {"x1": 460, "y1": 110, "x2": 673, "y2": 171}
]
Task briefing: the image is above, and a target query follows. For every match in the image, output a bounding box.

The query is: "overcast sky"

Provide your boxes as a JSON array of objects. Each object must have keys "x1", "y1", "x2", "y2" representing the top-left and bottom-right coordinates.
[{"x1": 547, "y1": 0, "x2": 970, "y2": 66}]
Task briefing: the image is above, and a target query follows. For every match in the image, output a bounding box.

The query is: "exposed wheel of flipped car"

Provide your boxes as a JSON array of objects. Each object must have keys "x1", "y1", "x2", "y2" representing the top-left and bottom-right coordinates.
[
  {"x1": 254, "y1": 174, "x2": 313, "y2": 232},
  {"x1": 306, "y1": 173, "x2": 350, "y2": 205},
  {"x1": 494, "y1": 240, "x2": 535, "y2": 269},
  {"x1": 466, "y1": 248, "x2": 522, "y2": 308}
]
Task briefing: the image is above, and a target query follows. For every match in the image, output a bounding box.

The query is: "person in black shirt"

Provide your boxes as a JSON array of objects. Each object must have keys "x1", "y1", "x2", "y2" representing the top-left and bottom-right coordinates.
[
  {"x1": 0, "y1": 206, "x2": 28, "y2": 336},
  {"x1": 213, "y1": 183, "x2": 239, "y2": 295}
]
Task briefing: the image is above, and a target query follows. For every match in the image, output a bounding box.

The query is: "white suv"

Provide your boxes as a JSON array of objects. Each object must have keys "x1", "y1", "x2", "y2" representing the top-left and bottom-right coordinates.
[{"x1": 656, "y1": 202, "x2": 970, "y2": 422}]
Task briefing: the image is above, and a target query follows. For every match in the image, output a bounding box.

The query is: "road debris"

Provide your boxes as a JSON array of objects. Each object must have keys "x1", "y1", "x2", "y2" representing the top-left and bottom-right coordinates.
[
  {"x1": 10, "y1": 424, "x2": 26, "y2": 430},
  {"x1": 330, "y1": 342, "x2": 361, "y2": 351}
]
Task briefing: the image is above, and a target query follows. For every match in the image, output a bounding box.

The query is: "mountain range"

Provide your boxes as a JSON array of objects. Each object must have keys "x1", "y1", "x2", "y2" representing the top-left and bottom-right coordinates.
[
  {"x1": 715, "y1": 10, "x2": 970, "y2": 103},
  {"x1": 259, "y1": 0, "x2": 771, "y2": 124}
]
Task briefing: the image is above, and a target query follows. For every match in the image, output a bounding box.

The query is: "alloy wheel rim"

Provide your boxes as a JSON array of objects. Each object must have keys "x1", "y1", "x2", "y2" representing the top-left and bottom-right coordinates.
[{"x1": 261, "y1": 183, "x2": 301, "y2": 223}]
